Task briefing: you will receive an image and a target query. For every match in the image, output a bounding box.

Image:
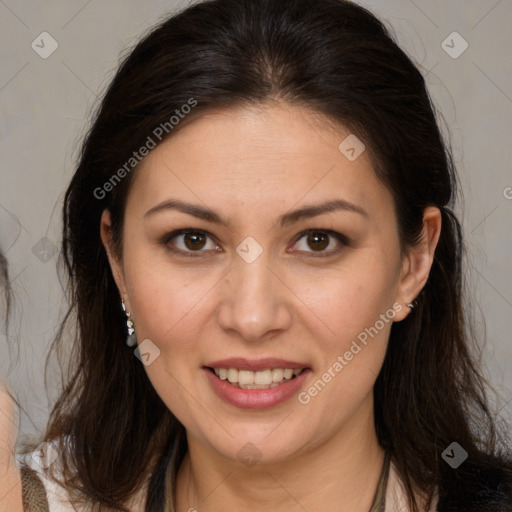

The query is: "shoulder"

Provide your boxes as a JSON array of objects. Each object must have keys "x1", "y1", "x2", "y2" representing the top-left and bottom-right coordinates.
[
  {"x1": 16, "y1": 438, "x2": 86, "y2": 512},
  {"x1": 386, "y1": 452, "x2": 512, "y2": 512},
  {"x1": 436, "y1": 451, "x2": 512, "y2": 512},
  {"x1": 16, "y1": 437, "x2": 148, "y2": 512}
]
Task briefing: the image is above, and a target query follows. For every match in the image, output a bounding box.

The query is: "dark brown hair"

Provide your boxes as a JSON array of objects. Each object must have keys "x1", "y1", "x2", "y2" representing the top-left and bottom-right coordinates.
[
  {"x1": 20, "y1": 0, "x2": 511, "y2": 511},
  {"x1": 0, "y1": 251, "x2": 9, "y2": 330}
]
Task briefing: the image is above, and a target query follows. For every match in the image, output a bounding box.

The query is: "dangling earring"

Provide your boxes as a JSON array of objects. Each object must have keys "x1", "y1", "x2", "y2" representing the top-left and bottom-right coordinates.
[{"x1": 121, "y1": 299, "x2": 137, "y2": 347}]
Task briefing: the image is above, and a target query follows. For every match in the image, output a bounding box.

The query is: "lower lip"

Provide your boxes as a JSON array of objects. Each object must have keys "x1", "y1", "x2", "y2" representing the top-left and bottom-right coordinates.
[{"x1": 203, "y1": 368, "x2": 311, "y2": 409}]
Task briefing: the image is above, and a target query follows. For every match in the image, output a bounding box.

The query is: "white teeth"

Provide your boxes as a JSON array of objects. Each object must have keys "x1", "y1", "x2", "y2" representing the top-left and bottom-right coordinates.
[
  {"x1": 272, "y1": 369, "x2": 284, "y2": 382},
  {"x1": 211, "y1": 367, "x2": 304, "y2": 389},
  {"x1": 254, "y1": 369, "x2": 272, "y2": 385},
  {"x1": 238, "y1": 370, "x2": 254, "y2": 386}
]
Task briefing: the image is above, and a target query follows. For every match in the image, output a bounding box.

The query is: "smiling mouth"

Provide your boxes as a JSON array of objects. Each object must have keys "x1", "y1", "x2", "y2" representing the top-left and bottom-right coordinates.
[{"x1": 206, "y1": 367, "x2": 305, "y2": 389}]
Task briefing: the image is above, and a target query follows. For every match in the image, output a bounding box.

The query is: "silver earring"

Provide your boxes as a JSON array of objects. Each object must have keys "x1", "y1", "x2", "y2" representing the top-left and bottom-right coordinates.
[
  {"x1": 121, "y1": 299, "x2": 137, "y2": 347},
  {"x1": 407, "y1": 299, "x2": 418, "y2": 309}
]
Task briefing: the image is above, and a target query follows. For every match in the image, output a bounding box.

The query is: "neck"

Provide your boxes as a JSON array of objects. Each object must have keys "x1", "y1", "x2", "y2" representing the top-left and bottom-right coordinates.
[{"x1": 175, "y1": 397, "x2": 386, "y2": 512}]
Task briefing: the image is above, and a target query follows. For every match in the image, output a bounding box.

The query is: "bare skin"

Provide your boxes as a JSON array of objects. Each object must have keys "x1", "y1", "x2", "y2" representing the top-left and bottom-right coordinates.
[{"x1": 101, "y1": 102, "x2": 441, "y2": 511}]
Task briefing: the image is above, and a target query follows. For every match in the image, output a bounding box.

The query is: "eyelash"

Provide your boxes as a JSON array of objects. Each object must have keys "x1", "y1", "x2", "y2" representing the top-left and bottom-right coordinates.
[{"x1": 161, "y1": 228, "x2": 349, "y2": 258}]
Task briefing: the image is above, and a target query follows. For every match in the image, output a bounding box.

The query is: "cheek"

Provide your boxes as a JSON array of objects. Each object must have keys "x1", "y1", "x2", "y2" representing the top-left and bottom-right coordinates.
[
  {"x1": 121, "y1": 243, "x2": 206, "y2": 353},
  {"x1": 122, "y1": 250, "x2": 209, "y2": 423},
  {"x1": 302, "y1": 277, "x2": 394, "y2": 420},
  {"x1": 301, "y1": 257, "x2": 397, "y2": 339},
  {"x1": 297, "y1": 255, "x2": 398, "y2": 399}
]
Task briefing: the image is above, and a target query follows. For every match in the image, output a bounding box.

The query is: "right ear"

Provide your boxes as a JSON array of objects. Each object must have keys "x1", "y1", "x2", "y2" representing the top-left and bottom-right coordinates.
[{"x1": 99, "y1": 209, "x2": 129, "y2": 306}]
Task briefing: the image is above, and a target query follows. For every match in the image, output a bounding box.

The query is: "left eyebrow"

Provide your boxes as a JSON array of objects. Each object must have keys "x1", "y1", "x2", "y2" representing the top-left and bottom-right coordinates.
[
  {"x1": 143, "y1": 197, "x2": 369, "y2": 228},
  {"x1": 278, "y1": 198, "x2": 369, "y2": 227}
]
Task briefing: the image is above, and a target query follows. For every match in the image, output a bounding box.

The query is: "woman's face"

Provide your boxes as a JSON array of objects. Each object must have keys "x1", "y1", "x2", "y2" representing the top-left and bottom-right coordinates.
[{"x1": 102, "y1": 103, "x2": 435, "y2": 465}]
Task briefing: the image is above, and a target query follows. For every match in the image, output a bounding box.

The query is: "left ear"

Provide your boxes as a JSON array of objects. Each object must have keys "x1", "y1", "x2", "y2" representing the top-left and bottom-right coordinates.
[{"x1": 393, "y1": 206, "x2": 442, "y2": 322}]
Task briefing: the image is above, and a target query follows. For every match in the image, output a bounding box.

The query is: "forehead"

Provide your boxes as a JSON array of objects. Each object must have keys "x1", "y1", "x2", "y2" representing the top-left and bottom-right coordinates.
[{"x1": 128, "y1": 103, "x2": 394, "y2": 227}]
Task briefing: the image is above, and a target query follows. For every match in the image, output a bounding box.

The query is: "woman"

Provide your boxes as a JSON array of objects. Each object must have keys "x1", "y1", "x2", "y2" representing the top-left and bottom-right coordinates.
[{"x1": 1, "y1": 0, "x2": 511, "y2": 511}]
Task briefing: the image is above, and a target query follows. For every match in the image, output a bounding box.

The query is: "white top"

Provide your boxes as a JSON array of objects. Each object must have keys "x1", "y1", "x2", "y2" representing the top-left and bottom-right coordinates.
[
  {"x1": 15, "y1": 440, "x2": 146, "y2": 512},
  {"x1": 16, "y1": 441, "x2": 85, "y2": 512}
]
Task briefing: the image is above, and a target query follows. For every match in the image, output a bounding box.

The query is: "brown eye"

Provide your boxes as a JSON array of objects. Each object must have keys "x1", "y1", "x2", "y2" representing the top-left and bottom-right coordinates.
[
  {"x1": 292, "y1": 229, "x2": 348, "y2": 257},
  {"x1": 163, "y1": 229, "x2": 219, "y2": 256},
  {"x1": 183, "y1": 232, "x2": 207, "y2": 250},
  {"x1": 306, "y1": 231, "x2": 329, "y2": 251}
]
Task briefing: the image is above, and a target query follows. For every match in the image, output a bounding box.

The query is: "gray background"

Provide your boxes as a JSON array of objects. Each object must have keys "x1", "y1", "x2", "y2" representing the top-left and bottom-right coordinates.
[{"x1": 0, "y1": 0, "x2": 511, "y2": 445}]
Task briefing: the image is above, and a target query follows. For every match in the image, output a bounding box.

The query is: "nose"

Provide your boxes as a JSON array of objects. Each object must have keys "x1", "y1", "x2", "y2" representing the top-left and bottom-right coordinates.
[{"x1": 217, "y1": 251, "x2": 293, "y2": 342}]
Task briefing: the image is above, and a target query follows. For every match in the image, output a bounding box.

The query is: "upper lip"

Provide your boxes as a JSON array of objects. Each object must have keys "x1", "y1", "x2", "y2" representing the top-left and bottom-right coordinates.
[{"x1": 204, "y1": 358, "x2": 309, "y2": 371}]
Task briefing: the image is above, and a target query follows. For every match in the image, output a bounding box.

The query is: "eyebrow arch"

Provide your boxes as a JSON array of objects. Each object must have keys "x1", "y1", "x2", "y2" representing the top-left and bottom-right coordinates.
[{"x1": 144, "y1": 198, "x2": 369, "y2": 228}]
